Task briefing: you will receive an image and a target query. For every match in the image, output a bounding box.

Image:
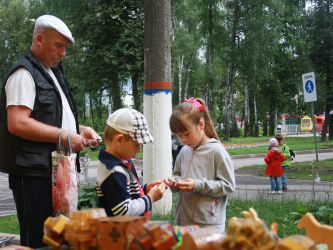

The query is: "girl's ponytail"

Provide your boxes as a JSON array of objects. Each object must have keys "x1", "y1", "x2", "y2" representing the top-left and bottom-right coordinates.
[{"x1": 195, "y1": 98, "x2": 219, "y2": 141}]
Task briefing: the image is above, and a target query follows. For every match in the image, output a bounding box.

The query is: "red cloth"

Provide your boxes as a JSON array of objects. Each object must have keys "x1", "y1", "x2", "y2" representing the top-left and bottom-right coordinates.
[
  {"x1": 125, "y1": 162, "x2": 149, "y2": 220},
  {"x1": 264, "y1": 148, "x2": 286, "y2": 177}
]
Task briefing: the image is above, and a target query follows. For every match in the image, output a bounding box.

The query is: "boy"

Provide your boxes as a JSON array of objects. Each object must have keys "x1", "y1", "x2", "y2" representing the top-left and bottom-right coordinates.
[
  {"x1": 96, "y1": 108, "x2": 166, "y2": 219},
  {"x1": 275, "y1": 133, "x2": 291, "y2": 191}
]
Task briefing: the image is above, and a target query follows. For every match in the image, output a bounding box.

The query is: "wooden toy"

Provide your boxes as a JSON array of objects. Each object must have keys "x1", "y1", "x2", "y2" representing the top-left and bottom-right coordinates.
[
  {"x1": 40, "y1": 208, "x2": 331, "y2": 250},
  {"x1": 43, "y1": 214, "x2": 69, "y2": 248},
  {"x1": 64, "y1": 208, "x2": 107, "y2": 250},
  {"x1": 241, "y1": 207, "x2": 260, "y2": 221},
  {"x1": 173, "y1": 225, "x2": 200, "y2": 248},
  {"x1": 222, "y1": 208, "x2": 278, "y2": 250},
  {"x1": 297, "y1": 212, "x2": 333, "y2": 250},
  {"x1": 138, "y1": 221, "x2": 178, "y2": 250},
  {"x1": 237, "y1": 207, "x2": 278, "y2": 236},
  {"x1": 276, "y1": 235, "x2": 318, "y2": 250},
  {"x1": 175, "y1": 227, "x2": 224, "y2": 250},
  {"x1": 96, "y1": 215, "x2": 146, "y2": 250}
]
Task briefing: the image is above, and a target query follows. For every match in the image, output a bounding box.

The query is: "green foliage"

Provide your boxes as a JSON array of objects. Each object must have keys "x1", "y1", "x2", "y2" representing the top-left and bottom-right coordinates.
[
  {"x1": 0, "y1": 0, "x2": 328, "y2": 139},
  {"x1": 285, "y1": 202, "x2": 333, "y2": 226},
  {"x1": 227, "y1": 196, "x2": 306, "y2": 239},
  {"x1": 78, "y1": 184, "x2": 98, "y2": 210},
  {"x1": 215, "y1": 127, "x2": 225, "y2": 141},
  {"x1": 78, "y1": 153, "x2": 98, "y2": 210}
]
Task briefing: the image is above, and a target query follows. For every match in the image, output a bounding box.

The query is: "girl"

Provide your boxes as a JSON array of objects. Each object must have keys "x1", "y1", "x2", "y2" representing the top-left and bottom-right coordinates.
[
  {"x1": 165, "y1": 97, "x2": 235, "y2": 232},
  {"x1": 275, "y1": 133, "x2": 291, "y2": 191},
  {"x1": 264, "y1": 138, "x2": 286, "y2": 194}
]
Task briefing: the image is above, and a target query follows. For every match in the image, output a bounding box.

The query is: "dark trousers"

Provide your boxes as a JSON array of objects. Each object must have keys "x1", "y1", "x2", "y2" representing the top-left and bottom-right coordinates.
[{"x1": 9, "y1": 174, "x2": 53, "y2": 248}]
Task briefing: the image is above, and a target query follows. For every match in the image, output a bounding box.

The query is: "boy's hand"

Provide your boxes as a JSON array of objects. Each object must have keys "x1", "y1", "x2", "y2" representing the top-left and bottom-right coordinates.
[
  {"x1": 146, "y1": 180, "x2": 163, "y2": 193},
  {"x1": 178, "y1": 178, "x2": 195, "y2": 192},
  {"x1": 147, "y1": 182, "x2": 166, "y2": 202}
]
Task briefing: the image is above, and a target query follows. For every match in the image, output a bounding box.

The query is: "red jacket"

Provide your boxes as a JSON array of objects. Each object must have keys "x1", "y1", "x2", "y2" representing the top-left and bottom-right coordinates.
[{"x1": 264, "y1": 147, "x2": 286, "y2": 177}]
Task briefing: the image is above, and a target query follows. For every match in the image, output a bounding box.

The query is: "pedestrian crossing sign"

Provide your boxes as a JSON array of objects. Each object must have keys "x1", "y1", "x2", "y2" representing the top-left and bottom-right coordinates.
[{"x1": 302, "y1": 72, "x2": 317, "y2": 103}]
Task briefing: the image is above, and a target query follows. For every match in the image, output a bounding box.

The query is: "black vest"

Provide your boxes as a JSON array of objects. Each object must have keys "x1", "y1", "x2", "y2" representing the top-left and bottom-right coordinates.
[{"x1": 0, "y1": 48, "x2": 79, "y2": 177}]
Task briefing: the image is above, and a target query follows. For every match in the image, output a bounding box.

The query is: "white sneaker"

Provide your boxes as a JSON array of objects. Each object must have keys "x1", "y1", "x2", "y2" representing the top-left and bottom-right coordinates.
[
  {"x1": 277, "y1": 190, "x2": 283, "y2": 194},
  {"x1": 268, "y1": 191, "x2": 276, "y2": 194}
]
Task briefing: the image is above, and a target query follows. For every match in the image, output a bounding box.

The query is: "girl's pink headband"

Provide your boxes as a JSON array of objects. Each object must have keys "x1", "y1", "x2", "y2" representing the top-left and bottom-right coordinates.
[{"x1": 184, "y1": 97, "x2": 205, "y2": 111}]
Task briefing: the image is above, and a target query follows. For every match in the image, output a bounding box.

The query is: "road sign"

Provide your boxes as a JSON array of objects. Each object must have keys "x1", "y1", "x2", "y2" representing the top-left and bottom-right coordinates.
[{"x1": 302, "y1": 72, "x2": 317, "y2": 102}]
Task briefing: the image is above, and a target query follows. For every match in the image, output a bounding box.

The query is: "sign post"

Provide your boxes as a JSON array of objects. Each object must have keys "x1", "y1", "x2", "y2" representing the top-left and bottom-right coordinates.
[{"x1": 302, "y1": 72, "x2": 318, "y2": 162}]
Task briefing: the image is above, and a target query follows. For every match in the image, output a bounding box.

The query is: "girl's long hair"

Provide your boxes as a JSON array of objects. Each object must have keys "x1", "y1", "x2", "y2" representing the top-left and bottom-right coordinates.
[{"x1": 170, "y1": 98, "x2": 219, "y2": 141}]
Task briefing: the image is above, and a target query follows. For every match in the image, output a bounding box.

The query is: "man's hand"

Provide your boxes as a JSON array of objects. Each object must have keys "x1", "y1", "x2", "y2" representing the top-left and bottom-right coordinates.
[
  {"x1": 61, "y1": 130, "x2": 85, "y2": 152},
  {"x1": 79, "y1": 125, "x2": 102, "y2": 140},
  {"x1": 79, "y1": 125, "x2": 102, "y2": 148}
]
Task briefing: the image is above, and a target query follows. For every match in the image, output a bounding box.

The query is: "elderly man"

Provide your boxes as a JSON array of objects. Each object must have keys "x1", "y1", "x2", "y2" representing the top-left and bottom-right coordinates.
[{"x1": 0, "y1": 15, "x2": 101, "y2": 248}]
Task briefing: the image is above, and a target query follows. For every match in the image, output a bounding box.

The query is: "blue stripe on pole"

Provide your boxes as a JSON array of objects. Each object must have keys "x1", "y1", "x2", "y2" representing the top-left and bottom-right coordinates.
[{"x1": 144, "y1": 89, "x2": 172, "y2": 95}]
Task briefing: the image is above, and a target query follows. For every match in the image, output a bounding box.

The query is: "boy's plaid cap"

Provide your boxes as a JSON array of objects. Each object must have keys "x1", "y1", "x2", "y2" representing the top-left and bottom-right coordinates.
[{"x1": 106, "y1": 108, "x2": 154, "y2": 144}]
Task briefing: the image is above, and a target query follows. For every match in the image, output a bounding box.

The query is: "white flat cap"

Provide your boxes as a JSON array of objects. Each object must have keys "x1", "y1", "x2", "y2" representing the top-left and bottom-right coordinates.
[{"x1": 34, "y1": 15, "x2": 74, "y2": 43}]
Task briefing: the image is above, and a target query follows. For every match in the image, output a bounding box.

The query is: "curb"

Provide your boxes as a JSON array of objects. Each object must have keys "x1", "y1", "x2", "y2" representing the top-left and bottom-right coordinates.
[
  {"x1": 0, "y1": 233, "x2": 20, "y2": 246},
  {"x1": 230, "y1": 148, "x2": 333, "y2": 160}
]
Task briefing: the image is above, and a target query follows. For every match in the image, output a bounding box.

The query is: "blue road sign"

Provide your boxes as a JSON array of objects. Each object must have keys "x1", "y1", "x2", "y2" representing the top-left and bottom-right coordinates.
[
  {"x1": 305, "y1": 80, "x2": 314, "y2": 93},
  {"x1": 302, "y1": 72, "x2": 317, "y2": 102}
]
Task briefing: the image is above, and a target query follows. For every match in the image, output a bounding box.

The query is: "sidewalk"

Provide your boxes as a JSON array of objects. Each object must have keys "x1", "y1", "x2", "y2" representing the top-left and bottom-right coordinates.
[{"x1": 1, "y1": 148, "x2": 332, "y2": 246}]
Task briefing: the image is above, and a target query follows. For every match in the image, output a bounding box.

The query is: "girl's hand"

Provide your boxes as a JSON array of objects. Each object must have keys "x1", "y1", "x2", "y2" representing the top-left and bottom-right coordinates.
[
  {"x1": 147, "y1": 182, "x2": 166, "y2": 202},
  {"x1": 178, "y1": 178, "x2": 195, "y2": 192},
  {"x1": 164, "y1": 178, "x2": 179, "y2": 188}
]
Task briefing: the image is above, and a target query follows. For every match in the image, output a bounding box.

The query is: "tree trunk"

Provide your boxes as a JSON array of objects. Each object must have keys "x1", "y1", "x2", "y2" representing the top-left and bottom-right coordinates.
[
  {"x1": 207, "y1": 2, "x2": 214, "y2": 114},
  {"x1": 224, "y1": 2, "x2": 239, "y2": 141},
  {"x1": 89, "y1": 95, "x2": 94, "y2": 125},
  {"x1": 184, "y1": 54, "x2": 194, "y2": 100},
  {"x1": 269, "y1": 79, "x2": 275, "y2": 136},
  {"x1": 232, "y1": 99, "x2": 239, "y2": 138},
  {"x1": 178, "y1": 55, "x2": 184, "y2": 104},
  {"x1": 321, "y1": 104, "x2": 330, "y2": 142},
  {"x1": 224, "y1": 63, "x2": 234, "y2": 141},
  {"x1": 269, "y1": 105, "x2": 275, "y2": 136},
  {"x1": 263, "y1": 117, "x2": 268, "y2": 136},
  {"x1": 83, "y1": 94, "x2": 86, "y2": 123},
  {"x1": 132, "y1": 74, "x2": 140, "y2": 110},
  {"x1": 111, "y1": 76, "x2": 122, "y2": 110},
  {"x1": 244, "y1": 83, "x2": 250, "y2": 137},
  {"x1": 321, "y1": 71, "x2": 331, "y2": 142},
  {"x1": 254, "y1": 94, "x2": 259, "y2": 137},
  {"x1": 98, "y1": 87, "x2": 103, "y2": 119}
]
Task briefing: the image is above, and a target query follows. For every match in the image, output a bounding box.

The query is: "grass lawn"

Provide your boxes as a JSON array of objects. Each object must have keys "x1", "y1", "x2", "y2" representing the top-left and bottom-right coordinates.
[
  {"x1": 236, "y1": 158, "x2": 333, "y2": 181},
  {"x1": 225, "y1": 135, "x2": 333, "y2": 155},
  {"x1": 0, "y1": 214, "x2": 19, "y2": 234},
  {"x1": 81, "y1": 135, "x2": 333, "y2": 160}
]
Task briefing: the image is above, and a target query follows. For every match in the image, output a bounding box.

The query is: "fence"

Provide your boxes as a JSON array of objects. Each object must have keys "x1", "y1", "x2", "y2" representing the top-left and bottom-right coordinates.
[
  {"x1": 280, "y1": 124, "x2": 307, "y2": 135},
  {"x1": 280, "y1": 124, "x2": 323, "y2": 135}
]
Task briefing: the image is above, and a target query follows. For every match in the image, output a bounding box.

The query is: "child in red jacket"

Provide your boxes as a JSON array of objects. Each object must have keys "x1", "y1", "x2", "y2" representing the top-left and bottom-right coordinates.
[{"x1": 264, "y1": 138, "x2": 286, "y2": 194}]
